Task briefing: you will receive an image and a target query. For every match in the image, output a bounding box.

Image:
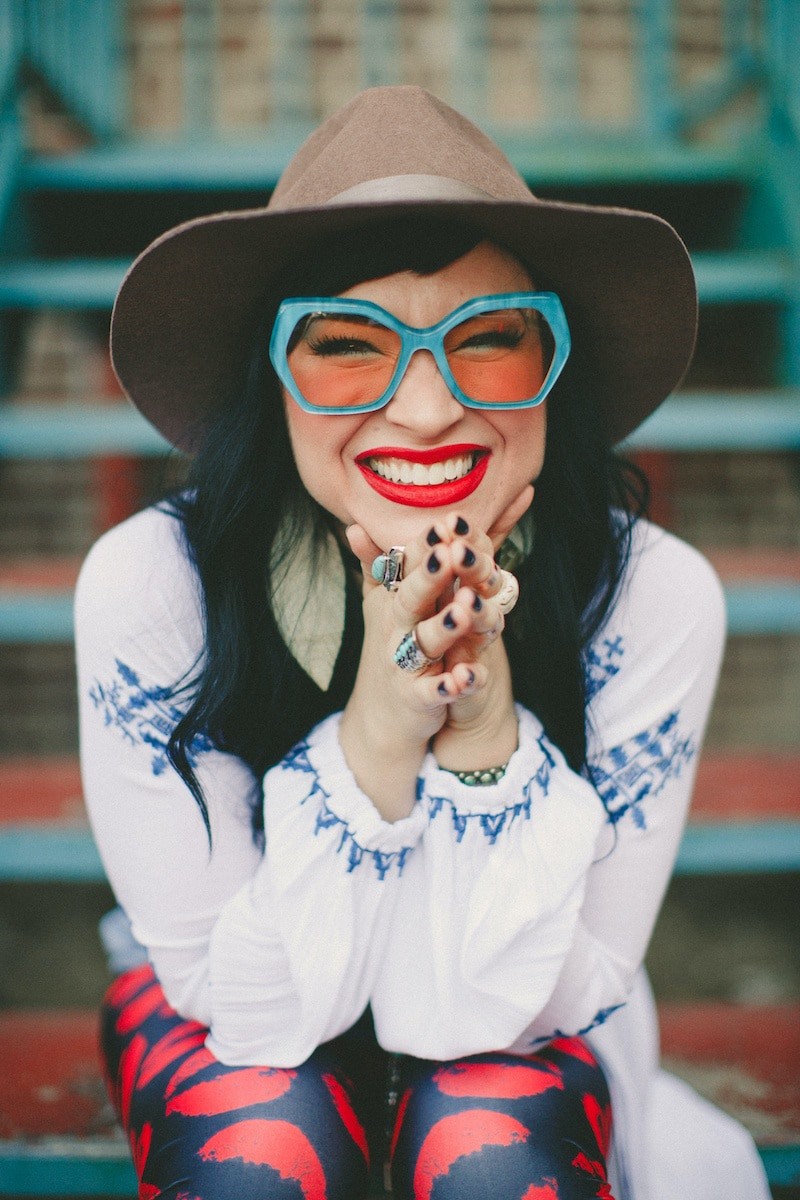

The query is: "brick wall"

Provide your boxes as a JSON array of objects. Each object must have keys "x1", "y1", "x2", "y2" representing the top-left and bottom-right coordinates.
[{"x1": 123, "y1": 0, "x2": 757, "y2": 135}]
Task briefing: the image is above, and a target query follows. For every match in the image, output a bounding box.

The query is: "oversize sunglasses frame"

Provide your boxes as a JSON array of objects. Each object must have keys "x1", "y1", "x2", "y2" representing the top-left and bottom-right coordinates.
[{"x1": 269, "y1": 292, "x2": 571, "y2": 415}]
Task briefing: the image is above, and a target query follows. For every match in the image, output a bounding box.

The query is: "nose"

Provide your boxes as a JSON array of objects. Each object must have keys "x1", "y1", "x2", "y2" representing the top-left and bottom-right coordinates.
[{"x1": 383, "y1": 350, "x2": 464, "y2": 439}]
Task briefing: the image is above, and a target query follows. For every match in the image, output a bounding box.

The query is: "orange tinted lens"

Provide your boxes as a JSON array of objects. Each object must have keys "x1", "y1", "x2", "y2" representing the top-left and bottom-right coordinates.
[
  {"x1": 286, "y1": 313, "x2": 401, "y2": 409},
  {"x1": 444, "y1": 308, "x2": 555, "y2": 403}
]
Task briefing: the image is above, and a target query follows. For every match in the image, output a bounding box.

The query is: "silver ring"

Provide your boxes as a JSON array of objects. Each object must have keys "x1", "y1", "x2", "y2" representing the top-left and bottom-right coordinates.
[
  {"x1": 393, "y1": 628, "x2": 441, "y2": 672},
  {"x1": 496, "y1": 569, "x2": 520, "y2": 615},
  {"x1": 371, "y1": 546, "x2": 405, "y2": 591}
]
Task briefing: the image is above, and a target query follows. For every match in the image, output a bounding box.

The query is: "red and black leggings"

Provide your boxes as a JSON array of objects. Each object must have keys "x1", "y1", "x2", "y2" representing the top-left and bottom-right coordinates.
[{"x1": 101, "y1": 965, "x2": 614, "y2": 1199}]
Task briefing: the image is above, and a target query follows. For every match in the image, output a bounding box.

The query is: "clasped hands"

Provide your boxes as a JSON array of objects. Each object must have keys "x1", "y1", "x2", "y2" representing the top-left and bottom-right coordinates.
[{"x1": 339, "y1": 486, "x2": 533, "y2": 820}]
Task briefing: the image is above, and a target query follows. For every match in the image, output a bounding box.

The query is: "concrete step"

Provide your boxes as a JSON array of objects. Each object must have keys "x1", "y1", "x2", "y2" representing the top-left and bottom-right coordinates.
[{"x1": 0, "y1": 1002, "x2": 796, "y2": 1194}]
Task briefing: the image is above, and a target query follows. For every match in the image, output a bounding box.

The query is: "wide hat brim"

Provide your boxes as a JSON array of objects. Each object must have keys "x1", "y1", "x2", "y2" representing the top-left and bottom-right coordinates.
[{"x1": 111, "y1": 90, "x2": 697, "y2": 451}]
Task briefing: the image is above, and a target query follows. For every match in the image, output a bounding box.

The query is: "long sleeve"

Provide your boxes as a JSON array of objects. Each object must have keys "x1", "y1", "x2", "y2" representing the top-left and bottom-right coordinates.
[
  {"x1": 368, "y1": 522, "x2": 726, "y2": 1060},
  {"x1": 371, "y1": 707, "x2": 607, "y2": 1059},
  {"x1": 206, "y1": 714, "x2": 426, "y2": 1066},
  {"x1": 76, "y1": 508, "x2": 262, "y2": 1025},
  {"x1": 76, "y1": 507, "x2": 427, "y2": 1066},
  {"x1": 512, "y1": 523, "x2": 726, "y2": 1049}
]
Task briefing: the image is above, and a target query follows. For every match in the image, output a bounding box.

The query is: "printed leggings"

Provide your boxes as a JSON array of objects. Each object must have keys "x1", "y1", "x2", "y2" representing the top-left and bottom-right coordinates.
[{"x1": 101, "y1": 965, "x2": 615, "y2": 1200}]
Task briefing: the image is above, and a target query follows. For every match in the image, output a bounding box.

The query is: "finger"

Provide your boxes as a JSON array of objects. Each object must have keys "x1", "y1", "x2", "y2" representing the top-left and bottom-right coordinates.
[
  {"x1": 446, "y1": 602, "x2": 505, "y2": 659},
  {"x1": 447, "y1": 538, "x2": 501, "y2": 596},
  {"x1": 392, "y1": 543, "x2": 461, "y2": 626},
  {"x1": 407, "y1": 592, "x2": 488, "y2": 664},
  {"x1": 414, "y1": 660, "x2": 487, "y2": 708},
  {"x1": 345, "y1": 524, "x2": 385, "y2": 592}
]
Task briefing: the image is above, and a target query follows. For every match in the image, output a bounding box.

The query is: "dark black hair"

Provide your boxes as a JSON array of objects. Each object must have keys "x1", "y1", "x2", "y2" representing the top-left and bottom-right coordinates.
[{"x1": 165, "y1": 216, "x2": 647, "y2": 842}]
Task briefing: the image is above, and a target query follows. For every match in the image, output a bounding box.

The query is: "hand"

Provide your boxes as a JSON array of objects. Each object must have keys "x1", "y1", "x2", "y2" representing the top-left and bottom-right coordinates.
[{"x1": 341, "y1": 486, "x2": 533, "y2": 812}]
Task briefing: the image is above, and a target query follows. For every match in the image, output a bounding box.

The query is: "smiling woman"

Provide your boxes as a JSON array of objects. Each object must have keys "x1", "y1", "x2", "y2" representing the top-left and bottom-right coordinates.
[{"x1": 75, "y1": 86, "x2": 769, "y2": 1199}]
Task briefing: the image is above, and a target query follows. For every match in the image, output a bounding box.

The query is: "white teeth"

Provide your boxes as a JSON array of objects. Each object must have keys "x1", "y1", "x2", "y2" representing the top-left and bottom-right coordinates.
[{"x1": 366, "y1": 453, "x2": 477, "y2": 485}]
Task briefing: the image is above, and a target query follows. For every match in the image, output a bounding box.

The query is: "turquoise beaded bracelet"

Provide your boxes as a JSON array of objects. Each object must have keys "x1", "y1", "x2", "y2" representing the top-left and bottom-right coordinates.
[{"x1": 445, "y1": 763, "x2": 508, "y2": 786}]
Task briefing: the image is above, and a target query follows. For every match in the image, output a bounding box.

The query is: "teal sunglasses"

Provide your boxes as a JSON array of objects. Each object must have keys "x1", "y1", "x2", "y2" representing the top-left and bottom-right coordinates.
[{"x1": 269, "y1": 292, "x2": 571, "y2": 415}]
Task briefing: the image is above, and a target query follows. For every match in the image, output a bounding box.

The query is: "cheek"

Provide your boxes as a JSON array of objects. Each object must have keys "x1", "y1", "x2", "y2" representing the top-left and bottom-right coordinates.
[
  {"x1": 499, "y1": 406, "x2": 547, "y2": 479},
  {"x1": 282, "y1": 396, "x2": 359, "y2": 509}
]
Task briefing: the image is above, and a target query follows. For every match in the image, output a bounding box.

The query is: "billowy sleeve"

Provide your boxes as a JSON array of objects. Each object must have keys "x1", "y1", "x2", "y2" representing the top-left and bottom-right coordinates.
[
  {"x1": 368, "y1": 523, "x2": 726, "y2": 1059},
  {"x1": 76, "y1": 507, "x2": 426, "y2": 1067}
]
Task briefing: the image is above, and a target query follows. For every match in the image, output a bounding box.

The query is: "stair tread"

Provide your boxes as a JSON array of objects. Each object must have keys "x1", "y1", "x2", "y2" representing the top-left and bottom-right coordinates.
[
  {"x1": 1, "y1": 394, "x2": 798, "y2": 458},
  {"x1": 0, "y1": 751, "x2": 788, "y2": 822},
  {"x1": 23, "y1": 133, "x2": 758, "y2": 192},
  {"x1": 1, "y1": 250, "x2": 793, "y2": 310},
  {"x1": 1, "y1": 580, "x2": 798, "y2": 642},
  {"x1": 658, "y1": 1002, "x2": 800, "y2": 1148},
  {"x1": 0, "y1": 1003, "x2": 796, "y2": 1157},
  {"x1": 3, "y1": 547, "x2": 799, "y2": 594}
]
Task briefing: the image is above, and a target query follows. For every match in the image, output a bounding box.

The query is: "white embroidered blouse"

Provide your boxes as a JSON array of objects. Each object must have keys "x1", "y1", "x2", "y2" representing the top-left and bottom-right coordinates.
[{"x1": 75, "y1": 504, "x2": 722, "y2": 1067}]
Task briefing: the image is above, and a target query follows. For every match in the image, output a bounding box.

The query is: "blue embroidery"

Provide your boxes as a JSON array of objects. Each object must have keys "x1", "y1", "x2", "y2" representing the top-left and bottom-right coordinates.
[
  {"x1": 528, "y1": 1002, "x2": 626, "y2": 1046},
  {"x1": 588, "y1": 711, "x2": 695, "y2": 829},
  {"x1": 89, "y1": 659, "x2": 212, "y2": 776},
  {"x1": 285, "y1": 740, "x2": 411, "y2": 879},
  {"x1": 426, "y1": 736, "x2": 553, "y2": 845},
  {"x1": 584, "y1": 634, "x2": 625, "y2": 700}
]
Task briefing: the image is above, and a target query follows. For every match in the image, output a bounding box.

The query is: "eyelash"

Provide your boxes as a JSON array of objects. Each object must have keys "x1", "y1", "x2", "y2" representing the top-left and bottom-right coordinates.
[{"x1": 308, "y1": 335, "x2": 381, "y2": 356}]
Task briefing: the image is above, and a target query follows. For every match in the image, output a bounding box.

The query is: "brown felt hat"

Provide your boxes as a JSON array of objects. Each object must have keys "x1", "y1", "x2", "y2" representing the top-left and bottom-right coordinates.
[{"x1": 111, "y1": 85, "x2": 697, "y2": 451}]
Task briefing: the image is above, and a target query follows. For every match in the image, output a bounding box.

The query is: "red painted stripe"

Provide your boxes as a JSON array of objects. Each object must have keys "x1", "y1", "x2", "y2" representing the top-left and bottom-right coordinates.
[
  {"x1": 0, "y1": 557, "x2": 81, "y2": 589},
  {"x1": 705, "y1": 547, "x2": 800, "y2": 582},
  {"x1": 692, "y1": 754, "x2": 800, "y2": 820},
  {"x1": 0, "y1": 757, "x2": 84, "y2": 822},
  {"x1": 0, "y1": 1010, "x2": 106, "y2": 1139},
  {"x1": 2, "y1": 752, "x2": 797, "y2": 827},
  {"x1": 659, "y1": 1003, "x2": 800, "y2": 1143}
]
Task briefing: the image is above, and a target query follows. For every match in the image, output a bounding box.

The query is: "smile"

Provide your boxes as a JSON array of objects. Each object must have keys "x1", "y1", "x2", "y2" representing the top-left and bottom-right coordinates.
[{"x1": 356, "y1": 444, "x2": 490, "y2": 508}]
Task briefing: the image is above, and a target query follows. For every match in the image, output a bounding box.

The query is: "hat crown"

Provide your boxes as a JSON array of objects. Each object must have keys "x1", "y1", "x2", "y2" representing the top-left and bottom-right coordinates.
[{"x1": 269, "y1": 85, "x2": 533, "y2": 211}]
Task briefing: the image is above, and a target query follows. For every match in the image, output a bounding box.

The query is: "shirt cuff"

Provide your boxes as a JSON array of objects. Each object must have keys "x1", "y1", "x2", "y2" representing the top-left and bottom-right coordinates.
[{"x1": 288, "y1": 711, "x2": 428, "y2": 854}]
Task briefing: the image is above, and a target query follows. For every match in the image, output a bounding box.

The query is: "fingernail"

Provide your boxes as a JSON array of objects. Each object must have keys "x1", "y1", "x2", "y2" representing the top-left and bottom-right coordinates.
[
  {"x1": 437, "y1": 681, "x2": 449, "y2": 697},
  {"x1": 462, "y1": 547, "x2": 476, "y2": 568},
  {"x1": 427, "y1": 552, "x2": 440, "y2": 573},
  {"x1": 443, "y1": 611, "x2": 457, "y2": 630},
  {"x1": 426, "y1": 527, "x2": 441, "y2": 546},
  {"x1": 467, "y1": 669, "x2": 475, "y2": 685},
  {"x1": 472, "y1": 594, "x2": 482, "y2": 612},
  {"x1": 455, "y1": 517, "x2": 469, "y2": 535}
]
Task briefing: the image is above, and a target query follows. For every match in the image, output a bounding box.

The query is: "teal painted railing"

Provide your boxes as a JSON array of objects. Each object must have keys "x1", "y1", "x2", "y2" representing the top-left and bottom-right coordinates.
[{"x1": 2, "y1": 0, "x2": 124, "y2": 138}]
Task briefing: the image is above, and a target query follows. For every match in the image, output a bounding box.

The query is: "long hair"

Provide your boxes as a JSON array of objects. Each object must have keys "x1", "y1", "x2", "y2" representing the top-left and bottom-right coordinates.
[{"x1": 165, "y1": 217, "x2": 647, "y2": 842}]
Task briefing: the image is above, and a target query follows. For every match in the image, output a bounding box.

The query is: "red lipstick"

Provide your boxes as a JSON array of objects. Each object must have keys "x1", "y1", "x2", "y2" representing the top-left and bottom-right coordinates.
[{"x1": 356, "y1": 444, "x2": 490, "y2": 508}]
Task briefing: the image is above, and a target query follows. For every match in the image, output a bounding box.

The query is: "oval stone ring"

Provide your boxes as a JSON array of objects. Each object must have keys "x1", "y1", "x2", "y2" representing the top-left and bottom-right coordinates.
[{"x1": 371, "y1": 546, "x2": 405, "y2": 591}]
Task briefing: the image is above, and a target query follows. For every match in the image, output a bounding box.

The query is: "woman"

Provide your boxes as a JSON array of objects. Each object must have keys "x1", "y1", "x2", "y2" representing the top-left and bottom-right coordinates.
[{"x1": 76, "y1": 86, "x2": 769, "y2": 1199}]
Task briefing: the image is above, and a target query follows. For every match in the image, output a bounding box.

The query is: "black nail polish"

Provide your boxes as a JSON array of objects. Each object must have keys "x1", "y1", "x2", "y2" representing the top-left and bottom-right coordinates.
[
  {"x1": 467, "y1": 670, "x2": 475, "y2": 685},
  {"x1": 472, "y1": 594, "x2": 482, "y2": 612},
  {"x1": 427, "y1": 552, "x2": 440, "y2": 573},
  {"x1": 462, "y1": 547, "x2": 476, "y2": 568},
  {"x1": 455, "y1": 517, "x2": 469, "y2": 535},
  {"x1": 426, "y1": 528, "x2": 441, "y2": 546},
  {"x1": 437, "y1": 681, "x2": 449, "y2": 696},
  {"x1": 443, "y1": 611, "x2": 457, "y2": 630}
]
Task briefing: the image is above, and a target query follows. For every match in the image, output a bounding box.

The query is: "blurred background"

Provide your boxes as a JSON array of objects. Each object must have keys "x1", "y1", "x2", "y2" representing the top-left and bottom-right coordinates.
[{"x1": 0, "y1": 1, "x2": 798, "y2": 1197}]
